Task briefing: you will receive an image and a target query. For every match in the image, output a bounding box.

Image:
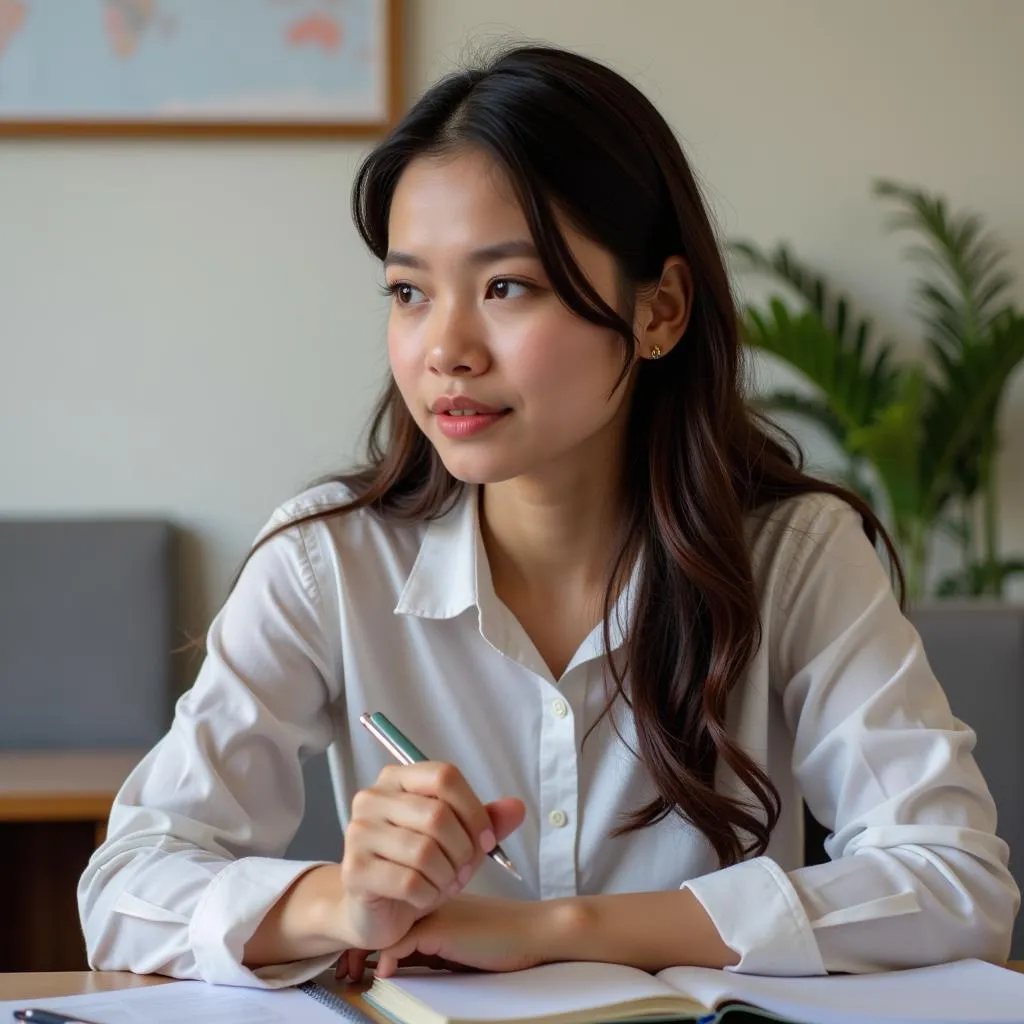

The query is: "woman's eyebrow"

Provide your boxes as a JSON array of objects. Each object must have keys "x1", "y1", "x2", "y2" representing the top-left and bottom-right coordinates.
[{"x1": 383, "y1": 239, "x2": 539, "y2": 270}]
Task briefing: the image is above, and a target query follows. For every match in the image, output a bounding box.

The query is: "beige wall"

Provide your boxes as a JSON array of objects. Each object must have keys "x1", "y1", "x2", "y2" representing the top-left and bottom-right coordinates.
[{"x1": 2, "y1": 0, "x2": 1022, "y2": 635}]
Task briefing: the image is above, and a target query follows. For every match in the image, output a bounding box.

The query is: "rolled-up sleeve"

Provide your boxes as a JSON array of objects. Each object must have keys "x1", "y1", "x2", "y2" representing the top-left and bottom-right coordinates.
[
  {"x1": 685, "y1": 496, "x2": 1019, "y2": 974},
  {"x1": 78, "y1": 507, "x2": 342, "y2": 987}
]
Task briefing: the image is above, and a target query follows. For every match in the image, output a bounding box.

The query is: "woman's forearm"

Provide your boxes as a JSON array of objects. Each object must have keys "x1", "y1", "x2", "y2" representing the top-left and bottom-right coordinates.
[
  {"x1": 243, "y1": 864, "x2": 347, "y2": 967},
  {"x1": 245, "y1": 875, "x2": 740, "y2": 973},
  {"x1": 541, "y1": 888, "x2": 739, "y2": 972}
]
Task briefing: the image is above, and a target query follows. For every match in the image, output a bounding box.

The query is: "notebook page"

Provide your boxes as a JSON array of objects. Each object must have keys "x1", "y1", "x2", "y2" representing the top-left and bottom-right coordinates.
[
  {"x1": 0, "y1": 979, "x2": 345, "y2": 1024},
  {"x1": 657, "y1": 958, "x2": 1024, "y2": 1024},
  {"x1": 379, "y1": 961, "x2": 683, "y2": 1021}
]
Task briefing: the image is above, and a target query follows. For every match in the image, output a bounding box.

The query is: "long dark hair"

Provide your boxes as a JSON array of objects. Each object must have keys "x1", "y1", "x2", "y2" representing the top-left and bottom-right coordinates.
[{"x1": 239, "y1": 44, "x2": 902, "y2": 867}]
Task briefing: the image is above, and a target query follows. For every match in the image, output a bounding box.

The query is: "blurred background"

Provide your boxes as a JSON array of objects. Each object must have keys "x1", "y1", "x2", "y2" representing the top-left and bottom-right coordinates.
[{"x1": 1, "y1": 0, "x2": 1022, "y2": 971}]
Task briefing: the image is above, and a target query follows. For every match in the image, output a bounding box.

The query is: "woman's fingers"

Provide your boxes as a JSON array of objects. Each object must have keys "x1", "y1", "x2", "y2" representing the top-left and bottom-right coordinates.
[
  {"x1": 354, "y1": 784, "x2": 477, "y2": 880},
  {"x1": 340, "y1": 761, "x2": 523, "y2": 944},
  {"x1": 484, "y1": 797, "x2": 527, "y2": 843},
  {"x1": 376, "y1": 762, "x2": 496, "y2": 856},
  {"x1": 334, "y1": 948, "x2": 349, "y2": 980},
  {"x1": 335, "y1": 947, "x2": 375, "y2": 982},
  {"x1": 342, "y1": 822, "x2": 449, "y2": 908},
  {"x1": 373, "y1": 813, "x2": 468, "y2": 894},
  {"x1": 347, "y1": 948, "x2": 373, "y2": 980}
]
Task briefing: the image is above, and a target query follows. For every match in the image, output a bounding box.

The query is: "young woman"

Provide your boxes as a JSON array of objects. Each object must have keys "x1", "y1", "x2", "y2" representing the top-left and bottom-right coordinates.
[{"x1": 79, "y1": 44, "x2": 1018, "y2": 988}]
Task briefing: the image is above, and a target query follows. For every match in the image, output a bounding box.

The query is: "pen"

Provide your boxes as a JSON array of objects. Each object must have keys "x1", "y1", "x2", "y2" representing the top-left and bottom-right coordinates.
[
  {"x1": 13, "y1": 1010, "x2": 102, "y2": 1024},
  {"x1": 358, "y1": 711, "x2": 523, "y2": 882}
]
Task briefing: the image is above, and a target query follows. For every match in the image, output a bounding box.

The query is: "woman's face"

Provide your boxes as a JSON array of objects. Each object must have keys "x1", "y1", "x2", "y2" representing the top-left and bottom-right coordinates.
[{"x1": 384, "y1": 147, "x2": 637, "y2": 487}]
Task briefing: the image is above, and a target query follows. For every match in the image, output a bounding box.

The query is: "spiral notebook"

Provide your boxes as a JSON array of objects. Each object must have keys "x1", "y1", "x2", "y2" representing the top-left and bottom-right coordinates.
[{"x1": 0, "y1": 977, "x2": 376, "y2": 1024}]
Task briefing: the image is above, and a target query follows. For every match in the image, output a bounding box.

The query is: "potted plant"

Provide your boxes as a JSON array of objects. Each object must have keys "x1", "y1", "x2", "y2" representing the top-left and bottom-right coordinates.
[{"x1": 731, "y1": 181, "x2": 1024, "y2": 601}]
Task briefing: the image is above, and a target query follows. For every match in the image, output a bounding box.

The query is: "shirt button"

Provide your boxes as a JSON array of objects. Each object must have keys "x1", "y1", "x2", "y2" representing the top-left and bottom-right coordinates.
[
  {"x1": 551, "y1": 699, "x2": 569, "y2": 718},
  {"x1": 548, "y1": 809, "x2": 568, "y2": 828}
]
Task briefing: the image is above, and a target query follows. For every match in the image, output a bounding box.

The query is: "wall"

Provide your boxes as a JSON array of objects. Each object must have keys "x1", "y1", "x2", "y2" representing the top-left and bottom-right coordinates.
[{"x1": 2, "y1": 0, "x2": 1023, "y2": 640}]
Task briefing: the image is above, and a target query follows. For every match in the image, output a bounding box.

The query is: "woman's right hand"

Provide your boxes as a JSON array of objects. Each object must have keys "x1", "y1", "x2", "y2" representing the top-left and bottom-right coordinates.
[{"x1": 334, "y1": 761, "x2": 525, "y2": 954}]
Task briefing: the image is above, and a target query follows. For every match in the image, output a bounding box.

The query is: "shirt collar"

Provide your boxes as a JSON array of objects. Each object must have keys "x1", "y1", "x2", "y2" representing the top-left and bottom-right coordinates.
[
  {"x1": 394, "y1": 484, "x2": 639, "y2": 676},
  {"x1": 394, "y1": 485, "x2": 483, "y2": 620}
]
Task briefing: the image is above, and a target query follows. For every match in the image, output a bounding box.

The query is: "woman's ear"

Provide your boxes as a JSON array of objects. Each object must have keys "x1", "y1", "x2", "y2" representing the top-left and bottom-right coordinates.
[{"x1": 633, "y1": 256, "x2": 692, "y2": 360}]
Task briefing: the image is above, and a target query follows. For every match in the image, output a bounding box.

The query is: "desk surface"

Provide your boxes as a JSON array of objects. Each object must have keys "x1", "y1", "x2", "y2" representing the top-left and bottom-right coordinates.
[
  {"x1": 1, "y1": 965, "x2": 1022, "y2": 1019},
  {"x1": 0, "y1": 970, "x2": 388, "y2": 1022},
  {"x1": 0, "y1": 751, "x2": 142, "y2": 821}
]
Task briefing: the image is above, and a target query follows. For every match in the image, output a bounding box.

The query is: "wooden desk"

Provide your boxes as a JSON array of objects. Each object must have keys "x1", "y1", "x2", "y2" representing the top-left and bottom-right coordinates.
[
  {"x1": 1, "y1": 966, "x2": 1023, "y2": 1020},
  {"x1": 0, "y1": 751, "x2": 142, "y2": 973},
  {"x1": 0, "y1": 751, "x2": 142, "y2": 832},
  {"x1": 0, "y1": 970, "x2": 389, "y2": 1022}
]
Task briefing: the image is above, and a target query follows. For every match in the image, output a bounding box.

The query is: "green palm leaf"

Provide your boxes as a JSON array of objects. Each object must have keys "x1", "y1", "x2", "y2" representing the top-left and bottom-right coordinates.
[
  {"x1": 874, "y1": 180, "x2": 1014, "y2": 352},
  {"x1": 935, "y1": 559, "x2": 1024, "y2": 597},
  {"x1": 920, "y1": 313, "x2": 1024, "y2": 511},
  {"x1": 741, "y1": 299, "x2": 898, "y2": 434},
  {"x1": 846, "y1": 368, "x2": 926, "y2": 540},
  {"x1": 730, "y1": 240, "x2": 879, "y2": 354},
  {"x1": 752, "y1": 390, "x2": 846, "y2": 446},
  {"x1": 733, "y1": 199, "x2": 1023, "y2": 600}
]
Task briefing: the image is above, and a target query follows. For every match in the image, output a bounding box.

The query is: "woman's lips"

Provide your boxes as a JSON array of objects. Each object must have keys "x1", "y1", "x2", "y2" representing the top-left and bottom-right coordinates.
[
  {"x1": 434, "y1": 408, "x2": 511, "y2": 438},
  {"x1": 430, "y1": 395, "x2": 506, "y2": 415}
]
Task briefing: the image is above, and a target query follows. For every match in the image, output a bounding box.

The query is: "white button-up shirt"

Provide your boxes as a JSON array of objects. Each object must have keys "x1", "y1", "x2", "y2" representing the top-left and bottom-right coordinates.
[{"x1": 78, "y1": 483, "x2": 1019, "y2": 988}]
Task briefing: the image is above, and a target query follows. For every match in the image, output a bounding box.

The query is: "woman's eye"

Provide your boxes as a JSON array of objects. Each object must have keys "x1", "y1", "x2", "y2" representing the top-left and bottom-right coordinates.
[
  {"x1": 389, "y1": 282, "x2": 425, "y2": 305},
  {"x1": 489, "y1": 278, "x2": 530, "y2": 300}
]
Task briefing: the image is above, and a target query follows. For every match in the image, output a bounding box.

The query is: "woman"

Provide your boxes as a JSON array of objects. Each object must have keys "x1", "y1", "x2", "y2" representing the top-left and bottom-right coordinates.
[{"x1": 78, "y1": 43, "x2": 1018, "y2": 987}]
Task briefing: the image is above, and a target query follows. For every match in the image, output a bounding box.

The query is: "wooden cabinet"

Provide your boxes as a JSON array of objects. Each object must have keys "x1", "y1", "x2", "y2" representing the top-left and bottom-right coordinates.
[{"x1": 0, "y1": 751, "x2": 142, "y2": 971}]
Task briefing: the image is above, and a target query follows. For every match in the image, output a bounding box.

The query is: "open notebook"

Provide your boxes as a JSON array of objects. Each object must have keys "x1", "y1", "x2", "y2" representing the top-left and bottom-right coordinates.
[{"x1": 363, "y1": 958, "x2": 1024, "y2": 1024}]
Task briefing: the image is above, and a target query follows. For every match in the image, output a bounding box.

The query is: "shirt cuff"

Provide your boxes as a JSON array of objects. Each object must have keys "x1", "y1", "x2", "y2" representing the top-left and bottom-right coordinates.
[
  {"x1": 682, "y1": 856, "x2": 827, "y2": 976},
  {"x1": 189, "y1": 856, "x2": 338, "y2": 987}
]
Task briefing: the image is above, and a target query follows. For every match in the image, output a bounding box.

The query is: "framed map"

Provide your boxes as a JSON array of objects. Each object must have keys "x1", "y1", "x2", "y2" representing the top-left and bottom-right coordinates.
[{"x1": 0, "y1": 0, "x2": 402, "y2": 135}]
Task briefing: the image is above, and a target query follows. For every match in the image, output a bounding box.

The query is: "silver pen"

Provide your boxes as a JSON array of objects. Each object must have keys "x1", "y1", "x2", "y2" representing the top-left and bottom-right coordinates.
[
  {"x1": 359, "y1": 711, "x2": 523, "y2": 882},
  {"x1": 13, "y1": 1010, "x2": 102, "y2": 1024}
]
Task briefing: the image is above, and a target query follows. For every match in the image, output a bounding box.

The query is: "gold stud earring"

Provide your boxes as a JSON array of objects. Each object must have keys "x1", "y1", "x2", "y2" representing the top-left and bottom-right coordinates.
[{"x1": 649, "y1": 345, "x2": 663, "y2": 359}]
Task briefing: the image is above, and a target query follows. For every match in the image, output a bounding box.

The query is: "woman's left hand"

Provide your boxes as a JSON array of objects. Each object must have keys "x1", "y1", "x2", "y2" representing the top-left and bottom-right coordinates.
[{"x1": 336, "y1": 894, "x2": 552, "y2": 980}]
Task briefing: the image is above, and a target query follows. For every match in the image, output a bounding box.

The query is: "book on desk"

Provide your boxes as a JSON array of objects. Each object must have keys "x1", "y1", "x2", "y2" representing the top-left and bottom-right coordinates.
[{"x1": 359, "y1": 957, "x2": 1024, "y2": 1024}]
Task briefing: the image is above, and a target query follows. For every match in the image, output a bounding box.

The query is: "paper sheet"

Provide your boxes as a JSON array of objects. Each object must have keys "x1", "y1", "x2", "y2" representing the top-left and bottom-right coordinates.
[
  {"x1": 0, "y1": 979, "x2": 344, "y2": 1024},
  {"x1": 658, "y1": 958, "x2": 1024, "y2": 1024}
]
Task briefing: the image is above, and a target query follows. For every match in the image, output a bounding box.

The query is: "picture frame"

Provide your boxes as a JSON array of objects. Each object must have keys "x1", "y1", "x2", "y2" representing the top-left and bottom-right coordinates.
[{"x1": 0, "y1": 0, "x2": 403, "y2": 137}]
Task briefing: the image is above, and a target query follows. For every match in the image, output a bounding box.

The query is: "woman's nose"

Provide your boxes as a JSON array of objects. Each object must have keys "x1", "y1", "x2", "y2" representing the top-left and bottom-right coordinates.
[{"x1": 425, "y1": 305, "x2": 490, "y2": 378}]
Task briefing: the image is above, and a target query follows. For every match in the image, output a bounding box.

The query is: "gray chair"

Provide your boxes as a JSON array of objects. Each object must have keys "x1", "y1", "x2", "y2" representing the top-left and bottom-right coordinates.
[
  {"x1": 286, "y1": 754, "x2": 344, "y2": 862},
  {"x1": 0, "y1": 519, "x2": 176, "y2": 750},
  {"x1": 910, "y1": 603, "x2": 1024, "y2": 959},
  {"x1": 0, "y1": 519, "x2": 177, "y2": 971},
  {"x1": 805, "y1": 603, "x2": 1024, "y2": 956}
]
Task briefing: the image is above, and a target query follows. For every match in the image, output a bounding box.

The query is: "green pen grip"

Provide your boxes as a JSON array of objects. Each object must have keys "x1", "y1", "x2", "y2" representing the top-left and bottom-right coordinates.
[{"x1": 369, "y1": 712, "x2": 429, "y2": 763}]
